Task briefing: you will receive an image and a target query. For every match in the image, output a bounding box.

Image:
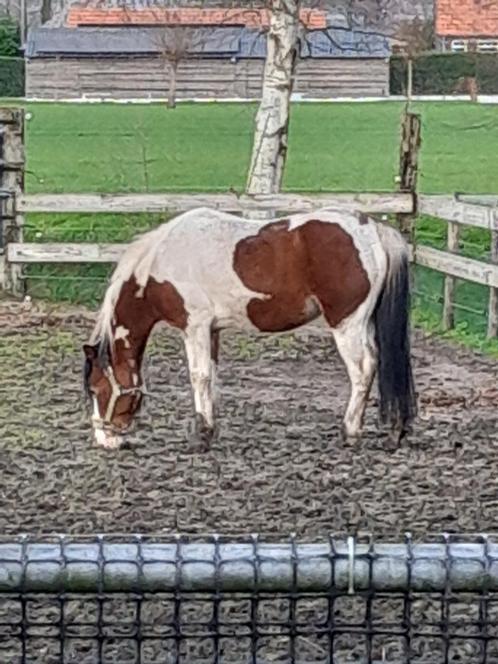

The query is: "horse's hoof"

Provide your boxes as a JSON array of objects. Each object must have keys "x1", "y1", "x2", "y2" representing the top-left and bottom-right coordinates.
[
  {"x1": 385, "y1": 428, "x2": 404, "y2": 451},
  {"x1": 188, "y1": 415, "x2": 216, "y2": 452},
  {"x1": 340, "y1": 424, "x2": 361, "y2": 446}
]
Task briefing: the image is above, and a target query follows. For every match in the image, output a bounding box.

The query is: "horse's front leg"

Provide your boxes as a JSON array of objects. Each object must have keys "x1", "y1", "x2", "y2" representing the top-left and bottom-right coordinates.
[{"x1": 184, "y1": 324, "x2": 218, "y2": 448}]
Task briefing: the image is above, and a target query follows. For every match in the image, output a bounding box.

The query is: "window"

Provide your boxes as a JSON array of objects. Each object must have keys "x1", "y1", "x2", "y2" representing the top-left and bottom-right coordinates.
[
  {"x1": 450, "y1": 39, "x2": 468, "y2": 52},
  {"x1": 477, "y1": 39, "x2": 498, "y2": 52},
  {"x1": 450, "y1": 38, "x2": 498, "y2": 53}
]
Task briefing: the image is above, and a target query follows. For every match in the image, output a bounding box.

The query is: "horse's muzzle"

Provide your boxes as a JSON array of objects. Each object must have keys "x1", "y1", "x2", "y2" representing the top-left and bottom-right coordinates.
[{"x1": 92, "y1": 420, "x2": 129, "y2": 449}]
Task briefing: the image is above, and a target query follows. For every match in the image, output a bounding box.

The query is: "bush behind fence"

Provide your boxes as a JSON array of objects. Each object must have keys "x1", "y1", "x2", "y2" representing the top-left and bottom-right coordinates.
[
  {"x1": 390, "y1": 52, "x2": 498, "y2": 96},
  {"x1": 0, "y1": 56, "x2": 24, "y2": 97}
]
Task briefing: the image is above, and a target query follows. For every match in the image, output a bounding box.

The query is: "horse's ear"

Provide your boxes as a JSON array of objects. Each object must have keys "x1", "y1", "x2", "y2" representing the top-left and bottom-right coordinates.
[{"x1": 83, "y1": 344, "x2": 98, "y2": 360}]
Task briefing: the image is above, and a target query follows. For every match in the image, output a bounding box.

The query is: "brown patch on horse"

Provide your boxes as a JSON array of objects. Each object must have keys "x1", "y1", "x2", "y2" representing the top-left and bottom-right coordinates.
[
  {"x1": 146, "y1": 278, "x2": 188, "y2": 330},
  {"x1": 233, "y1": 219, "x2": 370, "y2": 331},
  {"x1": 110, "y1": 275, "x2": 188, "y2": 381},
  {"x1": 85, "y1": 275, "x2": 188, "y2": 429},
  {"x1": 114, "y1": 275, "x2": 188, "y2": 341},
  {"x1": 358, "y1": 212, "x2": 369, "y2": 225}
]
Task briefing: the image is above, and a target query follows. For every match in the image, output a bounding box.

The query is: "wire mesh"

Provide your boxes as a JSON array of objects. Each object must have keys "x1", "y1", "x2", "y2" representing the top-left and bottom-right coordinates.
[{"x1": 2, "y1": 534, "x2": 498, "y2": 664}]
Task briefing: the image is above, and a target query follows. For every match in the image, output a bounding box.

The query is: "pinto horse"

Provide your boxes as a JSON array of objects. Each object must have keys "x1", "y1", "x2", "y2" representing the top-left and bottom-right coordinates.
[{"x1": 84, "y1": 206, "x2": 416, "y2": 449}]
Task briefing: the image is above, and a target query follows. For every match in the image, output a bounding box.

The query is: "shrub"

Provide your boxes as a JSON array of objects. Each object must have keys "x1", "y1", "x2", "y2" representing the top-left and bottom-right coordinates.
[{"x1": 390, "y1": 52, "x2": 498, "y2": 95}]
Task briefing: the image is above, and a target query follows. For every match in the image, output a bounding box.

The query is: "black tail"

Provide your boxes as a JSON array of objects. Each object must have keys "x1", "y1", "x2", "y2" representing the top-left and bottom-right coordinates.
[{"x1": 374, "y1": 252, "x2": 416, "y2": 434}]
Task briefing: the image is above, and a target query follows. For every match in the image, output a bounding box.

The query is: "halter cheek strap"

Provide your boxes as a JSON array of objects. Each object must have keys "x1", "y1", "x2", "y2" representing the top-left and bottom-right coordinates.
[{"x1": 101, "y1": 367, "x2": 146, "y2": 425}]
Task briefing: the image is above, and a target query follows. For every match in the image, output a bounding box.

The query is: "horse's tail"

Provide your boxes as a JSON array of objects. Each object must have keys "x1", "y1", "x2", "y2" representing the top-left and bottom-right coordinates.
[{"x1": 374, "y1": 224, "x2": 416, "y2": 434}]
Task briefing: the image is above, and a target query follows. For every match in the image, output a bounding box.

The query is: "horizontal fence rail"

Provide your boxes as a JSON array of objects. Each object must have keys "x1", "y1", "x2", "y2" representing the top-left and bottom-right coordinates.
[
  {"x1": 10, "y1": 241, "x2": 498, "y2": 292},
  {"x1": 3, "y1": 537, "x2": 498, "y2": 594},
  {"x1": 419, "y1": 195, "x2": 498, "y2": 231},
  {"x1": 17, "y1": 192, "x2": 414, "y2": 215},
  {"x1": 5, "y1": 183, "x2": 498, "y2": 338},
  {"x1": 8, "y1": 242, "x2": 125, "y2": 264},
  {"x1": 418, "y1": 193, "x2": 498, "y2": 336},
  {"x1": 412, "y1": 245, "x2": 498, "y2": 288},
  {"x1": 2, "y1": 534, "x2": 498, "y2": 664}
]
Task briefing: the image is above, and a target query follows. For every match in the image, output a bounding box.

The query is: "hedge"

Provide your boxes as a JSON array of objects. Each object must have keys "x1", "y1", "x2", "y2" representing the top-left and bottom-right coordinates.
[
  {"x1": 390, "y1": 52, "x2": 498, "y2": 95},
  {"x1": 0, "y1": 16, "x2": 20, "y2": 57},
  {"x1": 0, "y1": 56, "x2": 24, "y2": 97}
]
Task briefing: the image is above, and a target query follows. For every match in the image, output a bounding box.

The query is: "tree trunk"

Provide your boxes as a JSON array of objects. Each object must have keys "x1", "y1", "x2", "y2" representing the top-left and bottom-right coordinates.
[
  {"x1": 246, "y1": 0, "x2": 300, "y2": 196},
  {"x1": 41, "y1": 0, "x2": 52, "y2": 24},
  {"x1": 407, "y1": 58, "x2": 413, "y2": 103},
  {"x1": 168, "y1": 61, "x2": 178, "y2": 109}
]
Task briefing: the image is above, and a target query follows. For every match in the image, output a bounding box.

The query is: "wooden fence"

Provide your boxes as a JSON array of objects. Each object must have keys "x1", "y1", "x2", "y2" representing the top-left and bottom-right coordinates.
[
  {"x1": 4, "y1": 190, "x2": 498, "y2": 337},
  {"x1": 6, "y1": 191, "x2": 413, "y2": 263},
  {"x1": 2, "y1": 107, "x2": 498, "y2": 337},
  {"x1": 417, "y1": 195, "x2": 498, "y2": 337}
]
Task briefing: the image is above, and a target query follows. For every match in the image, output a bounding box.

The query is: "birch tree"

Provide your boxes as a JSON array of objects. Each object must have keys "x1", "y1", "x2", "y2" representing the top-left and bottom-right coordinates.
[{"x1": 246, "y1": 0, "x2": 301, "y2": 196}]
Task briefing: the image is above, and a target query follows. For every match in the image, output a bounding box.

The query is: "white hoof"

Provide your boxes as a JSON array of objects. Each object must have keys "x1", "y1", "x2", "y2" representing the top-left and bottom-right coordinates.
[{"x1": 341, "y1": 423, "x2": 361, "y2": 443}]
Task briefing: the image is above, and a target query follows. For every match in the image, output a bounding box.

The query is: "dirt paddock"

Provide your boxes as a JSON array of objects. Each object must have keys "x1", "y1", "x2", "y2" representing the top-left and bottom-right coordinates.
[{"x1": 1, "y1": 298, "x2": 498, "y2": 537}]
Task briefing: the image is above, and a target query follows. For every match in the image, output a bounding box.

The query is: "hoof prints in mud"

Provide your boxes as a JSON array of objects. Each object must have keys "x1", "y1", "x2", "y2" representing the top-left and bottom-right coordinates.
[{"x1": 1, "y1": 305, "x2": 498, "y2": 536}]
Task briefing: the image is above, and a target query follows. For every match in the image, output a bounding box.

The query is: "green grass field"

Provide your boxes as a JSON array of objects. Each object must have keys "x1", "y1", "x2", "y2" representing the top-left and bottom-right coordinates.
[
  {"x1": 23, "y1": 101, "x2": 498, "y2": 194},
  {"x1": 11, "y1": 100, "x2": 498, "y2": 353}
]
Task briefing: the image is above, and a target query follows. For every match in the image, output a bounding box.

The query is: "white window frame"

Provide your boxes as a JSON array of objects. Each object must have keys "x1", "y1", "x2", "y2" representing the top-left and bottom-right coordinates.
[
  {"x1": 450, "y1": 39, "x2": 468, "y2": 52},
  {"x1": 477, "y1": 39, "x2": 498, "y2": 52}
]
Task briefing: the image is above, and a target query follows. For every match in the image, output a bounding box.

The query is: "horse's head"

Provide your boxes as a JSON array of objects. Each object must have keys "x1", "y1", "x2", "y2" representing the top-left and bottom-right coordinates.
[{"x1": 83, "y1": 342, "x2": 145, "y2": 449}]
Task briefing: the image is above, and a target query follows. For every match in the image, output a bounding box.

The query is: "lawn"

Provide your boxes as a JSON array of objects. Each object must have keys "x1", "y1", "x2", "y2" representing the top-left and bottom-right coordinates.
[
  {"x1": 23, "y1": 100, "x2": 498, "y2": 194},
  {"x1": 9, "y1": 100, "x2": 498, "y2": 352}
]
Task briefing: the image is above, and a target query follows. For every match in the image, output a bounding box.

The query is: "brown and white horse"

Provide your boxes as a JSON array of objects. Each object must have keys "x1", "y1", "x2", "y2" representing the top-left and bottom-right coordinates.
[{"x1": 84, "y1": 206, "x2": 416, "y2": 449}]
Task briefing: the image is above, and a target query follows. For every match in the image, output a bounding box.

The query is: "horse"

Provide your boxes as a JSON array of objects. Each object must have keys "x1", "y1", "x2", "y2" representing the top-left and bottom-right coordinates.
[{"x1": 83, "y1": 206, "x2": 416, "y2": 449}]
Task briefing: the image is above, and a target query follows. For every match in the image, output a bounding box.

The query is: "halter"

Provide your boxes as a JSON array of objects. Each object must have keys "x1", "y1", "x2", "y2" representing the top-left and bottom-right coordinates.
[{"x1": 93, "y1": 366, "x2": 147, "y2": 427}]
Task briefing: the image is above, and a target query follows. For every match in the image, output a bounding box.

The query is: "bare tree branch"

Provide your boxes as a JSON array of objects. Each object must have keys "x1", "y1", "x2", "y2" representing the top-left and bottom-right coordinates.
[{"x1": 394, "y1": 16, "x2": 434, "y2": 102}]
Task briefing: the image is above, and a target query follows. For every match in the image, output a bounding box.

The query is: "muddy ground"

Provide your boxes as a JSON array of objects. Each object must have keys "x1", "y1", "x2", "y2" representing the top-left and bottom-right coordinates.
[
  {"x1": 2, "y1": 298, "x2": 498, "y2": 663},
  {"x1": 1, "y1": 297, "x2": 498, "y2": 538}
]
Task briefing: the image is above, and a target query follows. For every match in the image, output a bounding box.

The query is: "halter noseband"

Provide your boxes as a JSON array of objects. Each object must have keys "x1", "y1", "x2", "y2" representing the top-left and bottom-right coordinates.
[{"x1": 94, "y1": 366, "x2": 147, "y2": 426}]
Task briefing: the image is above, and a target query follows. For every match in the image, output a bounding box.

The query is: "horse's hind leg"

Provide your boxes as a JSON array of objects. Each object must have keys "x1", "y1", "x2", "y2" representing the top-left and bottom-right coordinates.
[
  {"x1": 184, "y1": 323, "x2": 217, "y2": 447},
  {"x1": 332, "y1": 319, "x2": 377, "y2": 441}
]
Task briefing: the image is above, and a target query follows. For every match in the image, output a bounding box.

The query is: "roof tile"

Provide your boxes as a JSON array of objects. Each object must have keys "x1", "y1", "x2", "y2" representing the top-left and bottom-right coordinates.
[
  {"x1": 436, "y1": 0, "x2": 498, "y2": 37},
  {"x1": 67, "y1": 7, "x2": 327, "y2": 29}
]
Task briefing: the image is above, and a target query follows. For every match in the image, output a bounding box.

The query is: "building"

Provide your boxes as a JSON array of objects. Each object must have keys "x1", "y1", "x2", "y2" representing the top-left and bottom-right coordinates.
[
  {"x1": 64, "y1": 6, "x2": 327, "y2": 29},
  {"x1": 436, "y1": 0, "x2": 498, "y2": 52},
  {"x1": 25, "y1": 22, "x2": 391, "y2": 101}
]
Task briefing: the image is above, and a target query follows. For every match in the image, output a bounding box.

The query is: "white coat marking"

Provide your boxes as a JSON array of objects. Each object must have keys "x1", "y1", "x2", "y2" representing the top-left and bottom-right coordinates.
[{"x1": 115, "y1": 325, "x2": 131, "y2": 348}]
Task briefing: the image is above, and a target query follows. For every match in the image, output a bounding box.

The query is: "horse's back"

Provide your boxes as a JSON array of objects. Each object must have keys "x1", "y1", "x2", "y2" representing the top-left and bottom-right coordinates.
[{"x1": 139, "y1": 207, "x2": 390, "y2": 332}]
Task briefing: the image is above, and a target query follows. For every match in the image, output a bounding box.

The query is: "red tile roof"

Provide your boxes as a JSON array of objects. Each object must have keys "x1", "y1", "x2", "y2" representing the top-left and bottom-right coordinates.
[
  {"x1": 436, "y1": 0, "x2": 498, "y2": 37},
  {"x1": 67, "y1": 7, "x2": 327, "y2": 29}
]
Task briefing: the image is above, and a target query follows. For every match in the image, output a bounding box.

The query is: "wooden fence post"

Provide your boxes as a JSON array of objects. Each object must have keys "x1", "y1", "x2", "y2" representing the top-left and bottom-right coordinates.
[
  {"x1": 442, "y1": 220, "x2": 461, "y2": 331},
  {"x1": 0, "y1": 107, "x2": 25, "y2": 296},
  {"x1": 397, "y1": 111, "x2": 421, "y2": 238},
  {"x1": 487, "y1": 205, "x2": 498, "y2": 338}
]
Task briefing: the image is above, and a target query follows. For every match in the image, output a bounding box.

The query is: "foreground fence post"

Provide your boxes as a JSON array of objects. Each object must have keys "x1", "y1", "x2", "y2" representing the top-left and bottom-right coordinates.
[
  {"x1": 442, "y1": 220, "x2": 461, "y2": 331},
  {"x1": 0, "y1": 107, "x2": 25, "y2": 296},
  {"x1": 1, "y1": 534, "x2": 498, "y2": 662}
]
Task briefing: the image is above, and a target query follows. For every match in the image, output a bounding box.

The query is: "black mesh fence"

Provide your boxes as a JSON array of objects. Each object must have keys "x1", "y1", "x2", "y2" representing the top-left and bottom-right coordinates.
[{"x1": 2, "y1": 534, "x2": 498, "y2": 664}]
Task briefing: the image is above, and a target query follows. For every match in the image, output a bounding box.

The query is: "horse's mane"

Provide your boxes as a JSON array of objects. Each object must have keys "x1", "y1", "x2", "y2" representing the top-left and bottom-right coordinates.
[{"x1": 89, "y1": 224, "x2": 170, "y2": 349}]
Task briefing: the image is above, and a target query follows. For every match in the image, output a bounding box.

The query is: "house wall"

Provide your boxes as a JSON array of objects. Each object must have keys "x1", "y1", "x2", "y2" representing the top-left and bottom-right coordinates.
[{"x1": 26, "y1": 55, "x2": 389, "y2": 99}]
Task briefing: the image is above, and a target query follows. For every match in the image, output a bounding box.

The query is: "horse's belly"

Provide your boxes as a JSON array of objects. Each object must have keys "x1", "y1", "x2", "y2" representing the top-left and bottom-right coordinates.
[{"x1": 213, "y1": 292, "x2": 322, "y2": 333}]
